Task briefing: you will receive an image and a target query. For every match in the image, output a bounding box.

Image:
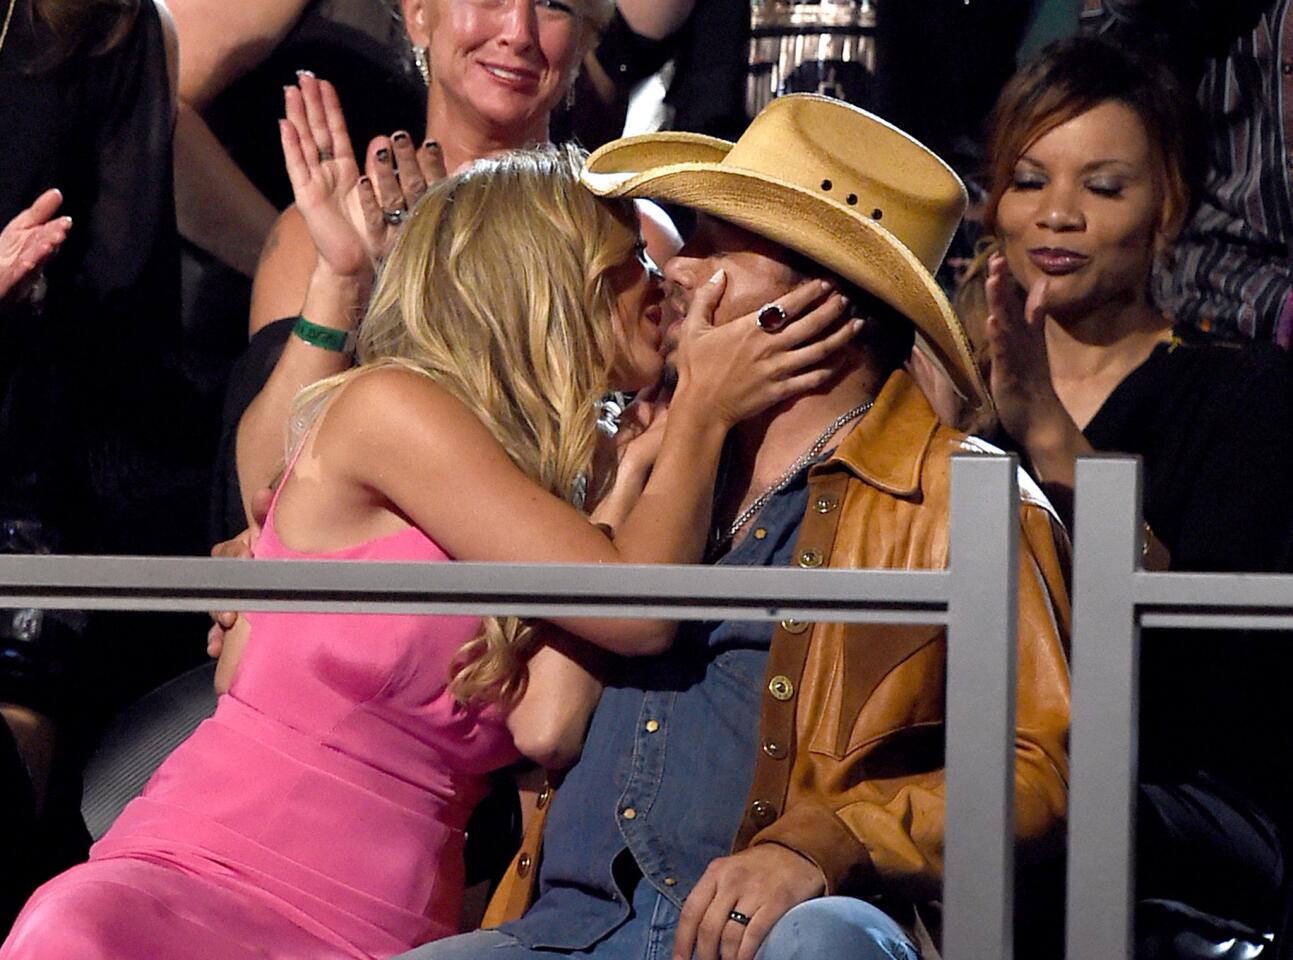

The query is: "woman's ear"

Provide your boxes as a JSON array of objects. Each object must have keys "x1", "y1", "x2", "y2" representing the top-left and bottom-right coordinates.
[{"x1": 402, "y1": 0, "x2": 431, "y2": 49}]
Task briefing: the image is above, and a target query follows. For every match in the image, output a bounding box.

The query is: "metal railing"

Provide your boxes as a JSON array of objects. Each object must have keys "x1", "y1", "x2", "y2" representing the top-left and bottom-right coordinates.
[
  {"x1": 1066, "y1": 455, "x2": 1293, "y2": 960},
  {"x1": 0, "y1": 455, "x2": 1023, "y2": 960},
  {"x1": 26, "y1": 455, "x2": 1282, "y2": 960}
]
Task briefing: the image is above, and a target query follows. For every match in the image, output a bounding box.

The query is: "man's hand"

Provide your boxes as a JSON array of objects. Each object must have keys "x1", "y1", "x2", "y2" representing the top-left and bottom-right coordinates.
[{"x1": 673, "y1": 844, "x2": 826, "y2": 960}]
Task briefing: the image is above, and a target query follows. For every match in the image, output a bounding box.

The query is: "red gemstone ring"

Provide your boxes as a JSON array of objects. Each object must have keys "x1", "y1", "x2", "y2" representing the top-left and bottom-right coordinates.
[{"x1": 755, "y1": 302, "x2": 788, "y2": 332}]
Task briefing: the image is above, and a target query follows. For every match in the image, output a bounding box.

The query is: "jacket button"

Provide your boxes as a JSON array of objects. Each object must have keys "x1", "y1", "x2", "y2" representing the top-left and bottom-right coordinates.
[
  {"x1": 779, "y1": 618, "x2": 810, "y2": 635},
  {"x1": 517, "y1": 853, "x2": 532, "y2": 876},
  {"x1": 622, "y1": 807, "x2": 638, "y2": 820},
  {"x1": 536, "y1": 785, "x2": 552, "y2": 809},
  {"x1": 753, "y1": 527, "x2": 767, "y2": 540},
  {"x1": 798, "y1": 549, "x2": 824, "y2": 568},
  {"x1": 813, "y1": 494, "x2": 839, "y2": 514},
  {"x1": 763, "y1": 739, "x2": 787, "y2": 758},
  {"x1": 644, "y1": 719, "x2": 660, "y2": 733},
  {"x1": 750, "y1": 799, "x2": 777, "y2": 825},
  {"x1": 663, "y1": 876, "x2": 677, "y2": 886},
  {"x1": 768, "y1": 675, "x2": 795, "y2": 701}
]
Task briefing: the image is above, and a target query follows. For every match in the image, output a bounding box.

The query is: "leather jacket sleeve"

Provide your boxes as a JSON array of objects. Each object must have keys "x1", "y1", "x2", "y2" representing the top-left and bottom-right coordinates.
[{"x1": 745, "y1": 500, "x2": 1071, "y2": 902}]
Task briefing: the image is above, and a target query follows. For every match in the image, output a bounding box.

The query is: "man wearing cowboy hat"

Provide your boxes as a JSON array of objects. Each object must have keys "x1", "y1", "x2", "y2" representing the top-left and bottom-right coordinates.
[{"x1": 400, "y1": 95, "x2": 1071, "y2": 960}]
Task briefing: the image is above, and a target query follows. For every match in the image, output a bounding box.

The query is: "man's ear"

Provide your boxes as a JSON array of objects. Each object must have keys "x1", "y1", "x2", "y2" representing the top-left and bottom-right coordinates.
[{"x1": 401, "y1": 0, "x2": 431, "y2": 49}]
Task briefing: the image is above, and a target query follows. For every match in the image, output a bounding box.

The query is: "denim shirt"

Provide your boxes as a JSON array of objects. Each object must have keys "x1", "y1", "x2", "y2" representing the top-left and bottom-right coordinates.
[{"x1": 503, "y1": 473, "x2": 812, "y2": 951}]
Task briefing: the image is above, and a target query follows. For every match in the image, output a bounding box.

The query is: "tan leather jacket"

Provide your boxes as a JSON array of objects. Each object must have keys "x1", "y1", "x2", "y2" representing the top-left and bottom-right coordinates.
[
  {"x1": 730, "y1": 370, "x2": 1072, "y2": 910},
  {"x1": 483, "y1": 371, "x2": 1072, "y2": 930}
]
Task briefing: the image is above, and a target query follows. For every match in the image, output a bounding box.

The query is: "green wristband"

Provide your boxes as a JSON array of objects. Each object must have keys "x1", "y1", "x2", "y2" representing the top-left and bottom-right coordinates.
[{"x1": 291, "y1": 315, "x2": 356, "y2": 354}]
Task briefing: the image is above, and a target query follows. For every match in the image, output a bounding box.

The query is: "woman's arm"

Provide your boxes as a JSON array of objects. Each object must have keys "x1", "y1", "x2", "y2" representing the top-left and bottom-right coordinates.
[
  {"x1": 982, "y1": 253, "x2": 1093, "y2": 495},
  {"x1": 236, "y1": 257, "x2": 364, "y2": 519},
  {"x1": 982, "y1": 255, "x2": 1170, "y2": 565},
  {"x1": 324, "y1": 275, "x2": 857, "y2": 655},
  {"x1": 175, "y1": 104, "x2": 281, "y2": 278},
  {"x1": 616, "y1": 0, "x2": 697, "y2": 40},
  {"x1": 238, "y1": 76, "x2": 448, "y2": 510},
  {"x1": 169, "y1": 0, "x2": 312, "y2": 275},
  {"x1": 506, "y1": 631, "x2": 606, "y2": 769}
]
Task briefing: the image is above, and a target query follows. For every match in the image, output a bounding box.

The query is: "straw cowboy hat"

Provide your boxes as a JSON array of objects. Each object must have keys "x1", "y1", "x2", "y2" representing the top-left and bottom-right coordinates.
[{"x1": 580, "y1": 93, "x2": 989, "y2": 409}]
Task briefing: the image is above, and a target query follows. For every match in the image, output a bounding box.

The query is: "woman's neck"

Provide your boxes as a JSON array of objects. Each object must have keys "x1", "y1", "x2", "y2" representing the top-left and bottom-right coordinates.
[
  {"x1": 423, "y1": 87, "x2": 552, "y2": 175},
  {"x1": 1044, "y1": 295, "x2": 1172, "y2": 429}
]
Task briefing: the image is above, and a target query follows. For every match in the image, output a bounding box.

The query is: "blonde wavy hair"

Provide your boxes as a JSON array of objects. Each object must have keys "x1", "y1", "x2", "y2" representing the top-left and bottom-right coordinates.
[{"x1": 292, "y1": 144, "x2": 639, "y2": 704}]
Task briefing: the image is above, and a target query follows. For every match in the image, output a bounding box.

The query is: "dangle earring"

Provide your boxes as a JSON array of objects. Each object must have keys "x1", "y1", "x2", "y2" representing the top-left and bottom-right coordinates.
[{"x1": 413, "y1": 44, "x2": 430, "y2": 86}]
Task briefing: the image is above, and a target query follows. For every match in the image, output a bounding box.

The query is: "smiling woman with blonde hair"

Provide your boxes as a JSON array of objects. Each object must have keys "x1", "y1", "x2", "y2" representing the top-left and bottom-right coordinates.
[{"x1": 960, "y1": 34, "x2": 1293, "y2": 938}]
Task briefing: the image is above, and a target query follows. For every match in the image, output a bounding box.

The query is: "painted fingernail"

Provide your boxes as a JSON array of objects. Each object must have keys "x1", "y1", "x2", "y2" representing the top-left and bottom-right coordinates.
[
  {"x1": 358, "y1": 176, "x2": 371, "y2": 186},
  {"x1": 424, "y1": 140, "x2": 440, "y2": 151},
  {"x1": 376, "y1": 148, "x2": 390, "y2": 163},
  {"x1": 295, "y1": 68, "x2": 315, "y2": 78},
  {"x1": 839, "y1": 294, "x2": 850, "y2": 308},
  {"x1": 392, "y1": 131, "x2": 409, "y2": 143},
  {"x1": 852, "y1": 318, "x2": 865, "y2": 333},
  {"x1": 709, "y1": 268, "x2": 725, "y2": 283}
]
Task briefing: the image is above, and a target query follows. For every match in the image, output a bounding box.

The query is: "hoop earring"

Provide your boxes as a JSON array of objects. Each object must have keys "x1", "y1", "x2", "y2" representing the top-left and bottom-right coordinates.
[{"x1": 413, "y1": 44, "x2": 430, "y2": 86}]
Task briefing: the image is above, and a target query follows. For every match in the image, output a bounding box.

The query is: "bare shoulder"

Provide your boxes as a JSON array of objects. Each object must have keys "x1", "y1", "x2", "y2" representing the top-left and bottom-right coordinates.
[
  {"x1": 248, "y1": 205, "x2": 316, "y2": 335},
  {"x1": 325, "y1": 366, "x2": 504, "y2": 459}
]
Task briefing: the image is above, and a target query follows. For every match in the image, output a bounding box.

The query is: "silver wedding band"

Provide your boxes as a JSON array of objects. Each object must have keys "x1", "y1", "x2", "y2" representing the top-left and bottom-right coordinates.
[
  {"x1": 755, "y1": 302, "x2": 788, "y2": 333},
  {"x1": 381, "y1": 206, "x2": 408, "y2": 226},
  {"x1": 728, "y1": 910, "x2": 751, "y2": 927}
]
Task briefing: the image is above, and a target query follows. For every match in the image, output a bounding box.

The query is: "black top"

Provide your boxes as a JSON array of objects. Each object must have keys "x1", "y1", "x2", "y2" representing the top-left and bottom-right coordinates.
[
  {"x1": 1084, "y1": 334, "x2": 1293, "y2": 574},
  {"x1": 0, "y1": 0, "x2": 211, "y2": 557},
  {"x1": 1081, "y1": 333, "x2": 1293, "y2": 923}
]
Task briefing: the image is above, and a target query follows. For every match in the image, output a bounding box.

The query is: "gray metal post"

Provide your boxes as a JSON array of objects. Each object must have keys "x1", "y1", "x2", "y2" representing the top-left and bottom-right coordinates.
[
  {"x1": 1066, "y1": 456, "x2": 1143, "y2": 960},
  {"x1": 943, "y1": 454, "x2": 1020, "y2": 960}
]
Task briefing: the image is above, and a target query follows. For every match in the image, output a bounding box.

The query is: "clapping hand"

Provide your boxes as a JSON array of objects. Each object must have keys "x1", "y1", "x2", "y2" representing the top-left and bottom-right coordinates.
[
  {"x1": 280, "y1": 72, "x2": 447, "y2": 279},
  {"x1": 982, "y1": 252, "x2": 1063, "y2": 447},
  {"x1": 358, "y1": 129, "x2": 446, "y2": 255},
  {"x1": 279, "y1": 73, "x2": 372, "y2": 280},
  {"x1": 0, "y1": 188, "x2": 71, "y2": 307}
]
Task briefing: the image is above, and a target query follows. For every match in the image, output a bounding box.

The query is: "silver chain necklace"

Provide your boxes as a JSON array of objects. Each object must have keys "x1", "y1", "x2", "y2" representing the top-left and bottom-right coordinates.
[{"x1": 716, "y1": 400, "x2": 874, "y2": 547}]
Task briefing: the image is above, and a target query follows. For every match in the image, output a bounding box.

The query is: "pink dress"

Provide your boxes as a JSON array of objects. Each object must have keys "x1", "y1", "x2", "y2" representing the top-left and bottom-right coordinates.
[{"x1": 2, "y1": 482, "x2": 520, "y2": 958}]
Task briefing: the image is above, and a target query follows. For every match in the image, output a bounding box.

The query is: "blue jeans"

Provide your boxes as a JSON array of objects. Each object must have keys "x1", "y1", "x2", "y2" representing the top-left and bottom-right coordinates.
[{"x1": 397, "y1": 879, "x2": 919, "y2": 960}]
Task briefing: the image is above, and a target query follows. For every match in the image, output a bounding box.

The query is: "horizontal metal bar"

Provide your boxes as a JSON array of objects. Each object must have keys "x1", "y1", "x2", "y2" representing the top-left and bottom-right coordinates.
[
  {"x1": 1132, "y1": 569, "x2": 1293, "y2": 609},
  {"x1": 0, "y1": 555, "x2": 951, "y2": 621},
  {"x1": 1140, "y1": 612, "x2": 1293, "y2": 631}
]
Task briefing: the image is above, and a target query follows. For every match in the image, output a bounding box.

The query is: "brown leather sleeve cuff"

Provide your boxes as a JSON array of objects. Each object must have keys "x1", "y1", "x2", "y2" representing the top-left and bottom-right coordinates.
[{"x1": 749, "y1": 798, "x2": 875, "y2": 895}]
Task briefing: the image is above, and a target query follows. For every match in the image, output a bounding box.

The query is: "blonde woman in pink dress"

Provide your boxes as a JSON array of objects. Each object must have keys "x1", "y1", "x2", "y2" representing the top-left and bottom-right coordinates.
[{"x1": 0, "y1": 78, "x2": 859, "y2": 960}]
